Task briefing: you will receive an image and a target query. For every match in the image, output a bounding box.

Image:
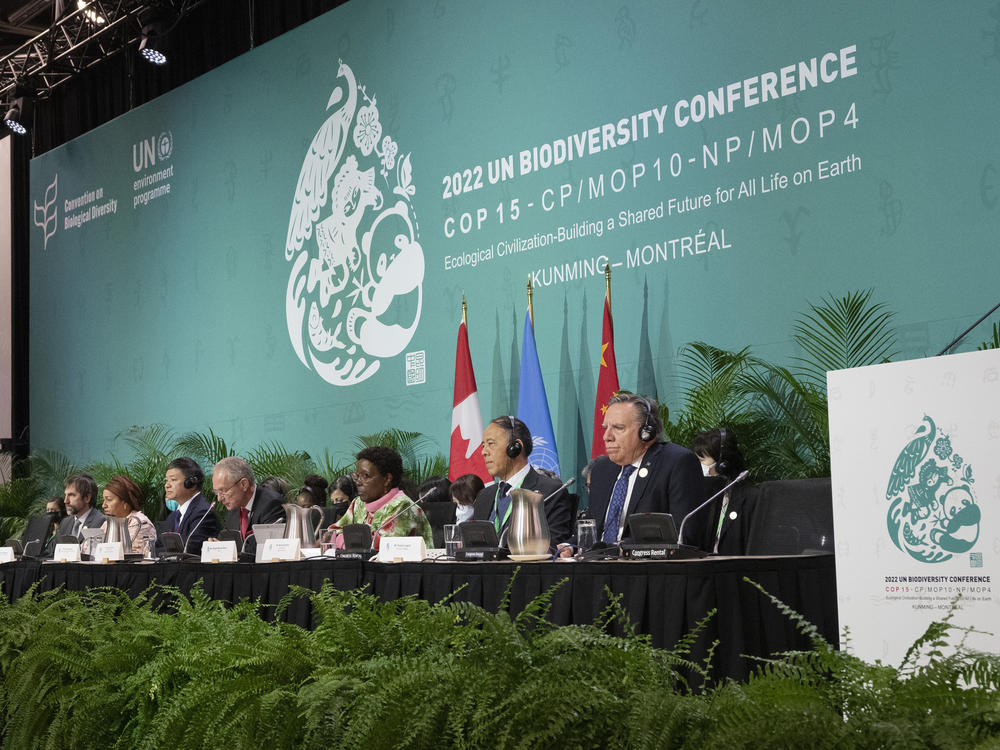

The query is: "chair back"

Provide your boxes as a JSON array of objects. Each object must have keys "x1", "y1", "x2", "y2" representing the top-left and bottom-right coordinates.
[
  {"x1": 421, "y1": 501, "x2": 456, "y2": 548},
  {"x1": 745, "y1": 477, "x2": 834, "y2": 555},
  {"x1": 21, "y1": 513, "x2": 58, "y2": 545}
]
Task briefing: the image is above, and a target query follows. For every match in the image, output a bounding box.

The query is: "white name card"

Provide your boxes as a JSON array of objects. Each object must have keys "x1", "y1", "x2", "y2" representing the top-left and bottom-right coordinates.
[
  {"x1": 378, "y1": 536, "x2": 426, "y2": 562},
  {"x1": 201, "y1": 540, "x2": 238, "y2": 563},
  {"x1": 54, "y1": 543, "x2": 82, "y2": 562},
  {"x1": 261, "y1": 537, "x2": 300, "y2": 562},
  {"x1": 0, "y1": 547, "x2": 15, "y2": 563},
  {"x1": 94, "y1": 542, "x2": 124, "y2": 562}
]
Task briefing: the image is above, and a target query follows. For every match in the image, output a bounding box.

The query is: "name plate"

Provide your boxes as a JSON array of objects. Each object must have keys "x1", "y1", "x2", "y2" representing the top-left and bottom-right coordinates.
[
  {"x1": 95, "y1": 542, "x2": 124, "y2": 562},
  {"x1": 0, "y1": 547, "x2": 15, "y2": 563},
  {"x1": 54, "y1": 543, "x2": 82, "y2": 562},
  {"x1": 378, "y1": 536, "x2": 426, "y2": 562},
  {"x1": 260, "y1": 538, "x2": 300, "y2": 562},
  {"x1": 201, "y1": 540, "x2": 238, "y2": 563}
]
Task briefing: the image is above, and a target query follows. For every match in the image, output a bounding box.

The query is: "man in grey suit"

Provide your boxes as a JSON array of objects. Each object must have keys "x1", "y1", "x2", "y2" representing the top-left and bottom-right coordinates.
[
  {"x1": 55, "y1": 472, "x2": 106, "y2": 547},
  {"x1": 214, "y1": 456, "x2": 286, "y2": 543}
]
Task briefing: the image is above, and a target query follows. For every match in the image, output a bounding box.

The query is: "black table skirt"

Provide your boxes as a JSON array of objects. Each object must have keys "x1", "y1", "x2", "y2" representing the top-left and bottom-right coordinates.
[{"x1": 1, "y1": 554, "x2": 837, "y2": 682}]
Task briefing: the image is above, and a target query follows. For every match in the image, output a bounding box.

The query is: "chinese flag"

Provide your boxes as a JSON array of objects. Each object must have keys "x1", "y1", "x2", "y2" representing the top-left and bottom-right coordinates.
[
  {"x1": 591, "y1": 291, "x2": 620, "y2": 457},
  {"x1": 450, "y1": 319, "x2": 491, "y2": 481}
]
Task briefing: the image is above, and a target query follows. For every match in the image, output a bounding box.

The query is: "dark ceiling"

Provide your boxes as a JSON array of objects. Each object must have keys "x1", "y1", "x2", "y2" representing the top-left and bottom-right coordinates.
[{"x1": 0, "y1": 0, "x2": 51, "y2": 59}]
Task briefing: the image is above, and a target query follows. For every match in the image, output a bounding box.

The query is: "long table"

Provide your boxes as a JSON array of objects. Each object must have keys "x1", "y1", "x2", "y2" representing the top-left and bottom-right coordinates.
[{"x1": 0, "y1": 554, "x2": 838, "y2": 682}]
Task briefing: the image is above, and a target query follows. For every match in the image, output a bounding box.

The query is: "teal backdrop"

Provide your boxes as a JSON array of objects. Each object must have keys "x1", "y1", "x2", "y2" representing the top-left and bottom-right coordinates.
[{"x1": 28, "y1": 1, "x2": 1000, "y2": 477}]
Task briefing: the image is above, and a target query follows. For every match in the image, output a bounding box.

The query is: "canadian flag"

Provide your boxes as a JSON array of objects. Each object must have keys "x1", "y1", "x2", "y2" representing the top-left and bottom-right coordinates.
[{"x1": 450, "y1": 319, "x2": 490, "y2": 482}]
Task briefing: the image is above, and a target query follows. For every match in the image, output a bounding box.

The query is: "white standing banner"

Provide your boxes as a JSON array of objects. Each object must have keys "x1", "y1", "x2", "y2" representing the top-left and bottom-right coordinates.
[{"x1": 828, "y1": 349, "x2": 1000, "y2": 664}]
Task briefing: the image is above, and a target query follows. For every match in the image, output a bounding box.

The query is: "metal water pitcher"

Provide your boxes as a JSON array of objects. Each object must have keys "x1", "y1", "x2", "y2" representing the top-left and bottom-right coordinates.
[
  {"x1": 282, "y1": 503, "x2": 324, "y2": 547},
  {"x1": 506, "y1": 488, "x2": 550, "y2": 555},
  {"x1": 102, "y1": 516, "x2": 132, "y2": 549}
]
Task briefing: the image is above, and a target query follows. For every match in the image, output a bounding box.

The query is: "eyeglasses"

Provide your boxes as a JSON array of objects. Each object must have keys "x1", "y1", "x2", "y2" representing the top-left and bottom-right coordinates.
[
  {"x1": 352, "y1": 470, "x2": 380, "y2": 482},
  {"x1": 214, "y1": 479, "x2": 245, "y2": 497}
]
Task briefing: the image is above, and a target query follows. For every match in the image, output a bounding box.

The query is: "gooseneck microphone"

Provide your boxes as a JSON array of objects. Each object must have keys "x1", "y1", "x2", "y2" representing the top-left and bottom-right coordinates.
[
  {"x1": 677, "y1": 470, "x2": 749, "y2": 544},
  {"x1": 541, "y1": 476, "x2": 574, "y2": 503},
  {"x1": 182, "y1": 500, "x2": 217, "y2": 555},
  {"x1": 372, "y1": 489, "x2": 434, "y2": 537}
]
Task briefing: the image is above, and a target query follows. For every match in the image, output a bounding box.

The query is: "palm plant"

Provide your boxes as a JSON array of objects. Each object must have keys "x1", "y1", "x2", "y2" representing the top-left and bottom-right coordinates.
[
  {"x1": 245, "y1": 441, "x2": 318, "y2": 498},
  {"x1": 0, "y1": 476, "x2": 43, "y2": 540},
  {"x1": 172, "y1": 427, "x2": 236, "y2": 468},
  {"x1": 670, "y1": 290, "x2": 897, "y2": 479},
  {"x1": 977, "y1": 320, "x2": 1000, "y2": 350},
  {"x1": 352, "y1": 428, "x2": 448, "y2": 486}
]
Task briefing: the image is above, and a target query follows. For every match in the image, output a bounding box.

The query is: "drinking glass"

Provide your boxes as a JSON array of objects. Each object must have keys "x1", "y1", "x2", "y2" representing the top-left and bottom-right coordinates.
[
  {"x1": 576, "y1": 519, "x2": 597, "y2": 558},
  {"x1": 444, "y1": 524, "x2": 462, "y2": 557},
  {"x1": 318, "y1": 528, "x2": 338, "y2": 556}
]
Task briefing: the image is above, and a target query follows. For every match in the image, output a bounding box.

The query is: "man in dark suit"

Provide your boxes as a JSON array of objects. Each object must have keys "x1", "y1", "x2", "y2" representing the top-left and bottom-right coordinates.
[
  {"x1": 588, "y1": 393, "x2": 705, "y2": 546},
  {"x1": 213, "y1": 456, "x2": 285, "y2": 543},
  {"x1": 472, "y1": 416, "x2": 572, "y2": 545},
  {"x1": 164, "y1": 457, "x2": 219, "y2": 555},
  {"x1": 52, "y1": 473, "x2": 106, "y2": 552}
]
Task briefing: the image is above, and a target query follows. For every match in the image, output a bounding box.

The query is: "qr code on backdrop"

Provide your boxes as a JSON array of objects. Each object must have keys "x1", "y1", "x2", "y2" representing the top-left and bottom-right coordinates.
[{"x1": 406, "y1": 351, "x2": 426, "y2": 386}]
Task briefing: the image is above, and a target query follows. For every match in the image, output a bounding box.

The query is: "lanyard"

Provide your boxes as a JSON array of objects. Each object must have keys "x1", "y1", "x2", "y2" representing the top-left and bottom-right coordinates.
[{"x1": 493, "y1": 475, "x2": 525, "y2": 531}]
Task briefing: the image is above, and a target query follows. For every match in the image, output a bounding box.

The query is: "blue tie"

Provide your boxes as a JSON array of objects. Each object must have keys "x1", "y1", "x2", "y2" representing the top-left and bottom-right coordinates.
[
  {"x1": 602, "y1": 465, "x2": 635, "y2": 544},
  {"x1": 493, "y1": 482, "x2": 511, "y2": 533}
]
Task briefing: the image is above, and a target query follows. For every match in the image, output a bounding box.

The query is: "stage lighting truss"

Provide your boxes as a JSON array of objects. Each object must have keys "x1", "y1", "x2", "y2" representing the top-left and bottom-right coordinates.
[{"x1": 0, "y1": 1, "x2": 203, "y2": 100}]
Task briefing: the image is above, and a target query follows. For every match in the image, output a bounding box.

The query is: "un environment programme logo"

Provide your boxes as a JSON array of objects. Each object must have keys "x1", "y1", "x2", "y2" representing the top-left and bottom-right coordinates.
[
  {"x1": 33, "y1": 174, "x2": 58, "y2": 249},
  {"x1": 885, "y1": 415, "x2": 981, "y2": 563},
  {"x1": 285, "y1": 60, "x2": 423, "y2": 386}
]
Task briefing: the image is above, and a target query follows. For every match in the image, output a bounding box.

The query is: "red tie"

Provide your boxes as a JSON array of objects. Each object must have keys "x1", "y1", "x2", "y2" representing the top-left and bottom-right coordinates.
[{"x1": 239, "y1": 507, "x2": 250, "y2": 539}]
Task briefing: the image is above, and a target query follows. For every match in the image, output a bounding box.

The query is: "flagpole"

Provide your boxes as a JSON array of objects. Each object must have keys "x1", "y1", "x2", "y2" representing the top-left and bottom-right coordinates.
[
  {"x1": 604, "y1": 264, "x2": 611, "y2": 305},
  {"x1": 526, "y1": 278, "x2": 534, "y2": 328},
  {"x1": 461, "y1": 293, "x2": 467, "y2": 325}
]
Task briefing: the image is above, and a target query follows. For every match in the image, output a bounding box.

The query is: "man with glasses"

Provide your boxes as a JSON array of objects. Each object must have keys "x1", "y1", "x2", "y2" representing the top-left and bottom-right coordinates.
[
  {"x1": 164, "y1": 457, "x2": 219, "y2": 555},
  {"x1": 214, "y1": 456, "x2": 285, "y2": 543}
]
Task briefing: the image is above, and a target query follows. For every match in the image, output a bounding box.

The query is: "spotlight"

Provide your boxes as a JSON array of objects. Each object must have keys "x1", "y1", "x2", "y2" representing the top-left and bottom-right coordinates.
[
  {"x1": 4, "y1": 85, "x2": 34, "y2": 136},
  {"x1": 138, "y1": 10, "x2": 172, "y2": 66},
  {"x1": 5, "y1": 106, "x2": 26, "y2": 135}
]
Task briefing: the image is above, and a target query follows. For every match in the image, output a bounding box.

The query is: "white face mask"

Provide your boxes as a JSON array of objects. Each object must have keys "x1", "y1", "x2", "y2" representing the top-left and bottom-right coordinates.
[{"x1": 701, "y1": 461, "x2": 716, "y2": 477}]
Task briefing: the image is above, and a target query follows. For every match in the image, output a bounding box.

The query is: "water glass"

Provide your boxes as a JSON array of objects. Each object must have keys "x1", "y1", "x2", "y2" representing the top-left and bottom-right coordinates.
[
  {"x1": 444, "y1": 524, "x2": 462, "y2": 557},
  {"x1": 576, "y1": 519, "x2": 597, "y2": 557},
  {"x1": 318, "y1": 528, "x2": 338, "y2": 556}
]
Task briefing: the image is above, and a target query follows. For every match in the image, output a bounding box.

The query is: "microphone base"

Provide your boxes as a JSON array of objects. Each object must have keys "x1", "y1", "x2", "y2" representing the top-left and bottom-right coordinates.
[{"x1": 620, "y1": 543, "x2": 706, "y2": 560}]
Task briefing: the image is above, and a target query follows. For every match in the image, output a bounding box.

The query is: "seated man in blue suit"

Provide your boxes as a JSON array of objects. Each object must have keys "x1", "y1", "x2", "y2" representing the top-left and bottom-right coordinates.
[
  {"x1": 472, "y1": 416, "x2": 572, "y2": 546},
  {"x1": 164, "y1": 457, "x2": 219, "y2": 555},
  {"x1": 588, "y1": 393, "x2": 705, "y2": 546}
]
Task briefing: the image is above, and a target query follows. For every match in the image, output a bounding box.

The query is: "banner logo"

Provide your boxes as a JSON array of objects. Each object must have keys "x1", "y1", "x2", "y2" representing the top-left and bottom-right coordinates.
[
  {"x1": 33, "y1": 174, "x2": 58, "y2": 249},
  {"x1": 285, "y1": 60, "x2": 423, "y2": 386},
  {"x1": 133, "y1": 130, "x2": 173, "y2": 172},
  {"x1": 885, "y1": 415, "x2": 980, "y2": 563}
]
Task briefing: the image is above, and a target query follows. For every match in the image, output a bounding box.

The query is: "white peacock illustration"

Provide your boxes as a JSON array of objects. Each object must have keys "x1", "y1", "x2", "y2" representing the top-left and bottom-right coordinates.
[{"x1": 286, "y1": 60, "x2": 423, "y2": 386}]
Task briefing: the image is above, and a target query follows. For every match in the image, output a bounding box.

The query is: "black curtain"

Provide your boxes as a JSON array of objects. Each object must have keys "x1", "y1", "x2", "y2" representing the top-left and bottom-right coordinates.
[
  {"x1": 9, "y1": 0, "x2": 347, "y2": 455},
  {"x1": 31, "y1": 0, "x2": 348, "y2": 156}
]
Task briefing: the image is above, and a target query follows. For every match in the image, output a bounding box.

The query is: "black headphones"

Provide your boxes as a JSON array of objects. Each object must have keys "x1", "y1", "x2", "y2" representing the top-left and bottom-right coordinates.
[
  {"x1": 716, "y1": 428, "x2": 731, "y2": 478},
  {"x1": 505, "y1": 416, "x2": 522, "y2": 458},
  {"x1": 183, "y1": 469, "x2": 203, "y2": 490},
  {"x1": 638, "y1": 398, "x2": 656, "y2": 443}
]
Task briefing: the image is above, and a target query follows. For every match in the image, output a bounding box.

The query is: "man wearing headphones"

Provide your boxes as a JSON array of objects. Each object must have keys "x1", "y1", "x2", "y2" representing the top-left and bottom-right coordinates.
[
  {"x1": 472, "y1": 416, "x2": 572, "y2": 545},
  {"x1": 588, "y1": 393, "x2": 705, "y2": 546},
  {"x1": 164, "y1": 457, "x2": 219, "y2": 555}
]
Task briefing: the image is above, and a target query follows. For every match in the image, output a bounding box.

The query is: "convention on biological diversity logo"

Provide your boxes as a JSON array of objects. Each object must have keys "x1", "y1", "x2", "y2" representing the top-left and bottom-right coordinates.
[
  {"x1": 885, "y1": 415, "x2": 981, "y2": 563},
  {"x1": 33, "y1": 173, "x2": 58, "y2": 249},
  {"x1": 285, "y1": 60, "x2": 423, "y2": 386}
]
